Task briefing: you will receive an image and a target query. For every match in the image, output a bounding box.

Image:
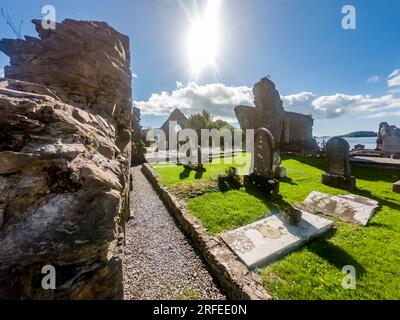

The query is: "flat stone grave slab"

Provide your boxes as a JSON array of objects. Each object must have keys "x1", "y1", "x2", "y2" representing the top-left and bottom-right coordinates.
[
  {"x1": 304, "y1": 191, "x2": 379, "y2": 226},
  {"x1": 220, "y1": 211, "x2": 333, "y2": 269}
]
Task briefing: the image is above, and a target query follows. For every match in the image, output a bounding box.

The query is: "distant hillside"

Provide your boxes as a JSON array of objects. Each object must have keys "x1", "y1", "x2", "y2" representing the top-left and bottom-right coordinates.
[{"x1": 340, "y1": 131, "x2": 377, "y2": 138}]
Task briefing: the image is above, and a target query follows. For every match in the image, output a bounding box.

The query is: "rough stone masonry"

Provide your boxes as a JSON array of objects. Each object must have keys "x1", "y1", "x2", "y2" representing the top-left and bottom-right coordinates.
[{"x1": 0, "y1": 19, "x2": 133, "y2": 299}]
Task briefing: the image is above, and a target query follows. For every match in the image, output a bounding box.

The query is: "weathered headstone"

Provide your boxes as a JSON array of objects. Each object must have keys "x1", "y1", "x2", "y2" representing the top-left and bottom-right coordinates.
[
  {"x1": 254, "y1": 128, "x2": 275, "y2": 178},
  {"x1": 393, "y1": 181, "x2": 400, "y2": 193},
  {"x1": 245, "y1": 128, "x2": 279, "y2": 194},
  {"x1": 221, "y1": 211, "x2": 333, "y2": 269},
  {"x1": 184, "y1": 143, "x2": 206, "y2": 172},
  {"x1": 304, "y1": 191, "x2": 380, "y2": 226},
  {"x1": 322, "y1": 137, "x2": 356, "y2": 190}
]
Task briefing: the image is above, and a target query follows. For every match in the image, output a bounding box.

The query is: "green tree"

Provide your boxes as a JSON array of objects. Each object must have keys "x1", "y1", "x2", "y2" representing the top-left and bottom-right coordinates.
[
  {"x1": 186, "y1": 110, "x2": 214, "y2": 135},
  {"x1": 186, "y1": 110, "x2": 235, "y2": 147}
]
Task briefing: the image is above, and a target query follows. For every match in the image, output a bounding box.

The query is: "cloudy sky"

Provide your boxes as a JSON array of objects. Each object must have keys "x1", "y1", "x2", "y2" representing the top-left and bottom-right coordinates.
[{"x1": 1, "y1": 0, "x2": 400, "y2": 135}]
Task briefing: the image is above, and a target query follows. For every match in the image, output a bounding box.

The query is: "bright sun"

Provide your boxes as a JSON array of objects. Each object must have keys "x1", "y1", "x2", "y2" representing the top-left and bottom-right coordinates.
[{"x1": 187, "y1": 0, "x2": 222, "y2": 75}]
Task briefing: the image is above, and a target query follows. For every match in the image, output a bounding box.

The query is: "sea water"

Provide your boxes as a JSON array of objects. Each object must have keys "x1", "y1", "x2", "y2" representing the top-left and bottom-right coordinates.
[{"x1": 315, "y1": 137, "x2": 377, "y2": 150}]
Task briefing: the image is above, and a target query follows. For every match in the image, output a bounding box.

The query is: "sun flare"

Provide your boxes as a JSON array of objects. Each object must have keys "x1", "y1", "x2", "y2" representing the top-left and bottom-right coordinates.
[{"x1": 187, "y1": 0, "x2": 222, "y2": 75}]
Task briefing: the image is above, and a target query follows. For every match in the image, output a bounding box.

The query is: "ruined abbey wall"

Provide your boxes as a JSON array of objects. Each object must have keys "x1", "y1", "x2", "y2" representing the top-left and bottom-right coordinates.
[{"x1": 0, "y1": 19, "x2": 132, "y2": 299}]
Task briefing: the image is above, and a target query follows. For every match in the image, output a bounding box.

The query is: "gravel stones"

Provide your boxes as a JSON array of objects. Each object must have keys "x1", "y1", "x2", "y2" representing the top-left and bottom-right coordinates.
[{"x1": 123, "y1": 166, "x2": 225, "y2": 300}]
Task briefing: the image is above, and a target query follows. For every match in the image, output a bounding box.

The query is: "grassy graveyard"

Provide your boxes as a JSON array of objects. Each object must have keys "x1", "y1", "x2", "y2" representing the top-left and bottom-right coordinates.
[{"x1": 151, "y1": 155, "x2": 400, "y2": 299}]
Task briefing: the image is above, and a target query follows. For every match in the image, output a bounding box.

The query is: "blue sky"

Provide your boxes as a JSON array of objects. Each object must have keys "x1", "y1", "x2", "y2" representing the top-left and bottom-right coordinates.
[{"x1": 1, "y1": 0, "x2": 399, "y2": 135}]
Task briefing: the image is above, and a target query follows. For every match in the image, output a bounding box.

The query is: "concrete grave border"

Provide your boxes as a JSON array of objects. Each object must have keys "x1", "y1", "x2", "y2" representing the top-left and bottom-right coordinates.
[{"x1": 141, "y1": 163, "x2": 271, "y2": 300}]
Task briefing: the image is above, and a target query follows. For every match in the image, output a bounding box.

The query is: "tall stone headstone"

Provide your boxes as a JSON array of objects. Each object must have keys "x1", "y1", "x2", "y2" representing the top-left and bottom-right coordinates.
[
  {"x1": 245, "y1": 128, "x2": 279, "y2": 194},
  {"x1": 254, "y1": 128, "x2": 275, "y2": 178},
  {"x1": 322, "y1": 137, "x2": 356, "y2": 190}
]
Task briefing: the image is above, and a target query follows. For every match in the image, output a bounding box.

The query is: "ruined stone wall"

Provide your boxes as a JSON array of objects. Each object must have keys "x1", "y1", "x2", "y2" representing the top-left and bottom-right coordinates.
[
  {"x1": 280, "y1": 112, "x2": 318, "y2": 152},
  {"x1": 235, "y1": 78, "x2": 318, "y2": 154},
  {"x1": 160, "y1": 108, "x2": 189, "y2": 142},
  {"x1": 0, "y1": 19, "x2": 132, "y2": 299},
  {"x1": 377, "y1": 122, "x2": 400, "y2": 157}
]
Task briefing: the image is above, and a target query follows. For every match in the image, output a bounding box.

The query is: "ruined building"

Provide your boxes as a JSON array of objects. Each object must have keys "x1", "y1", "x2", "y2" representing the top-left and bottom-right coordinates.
[
  {"x1": 235, "y1": 78, "x2": 318, "y2": 153},
  {"x1": 0, "y1": 19, "x2": 132, "y2": 299},
  {"x1": 160, "y1": 108, "x2": 189, "y2": 145},
  {"x1": 376, "y1": 122, "x2": 400, "y2": 158}
]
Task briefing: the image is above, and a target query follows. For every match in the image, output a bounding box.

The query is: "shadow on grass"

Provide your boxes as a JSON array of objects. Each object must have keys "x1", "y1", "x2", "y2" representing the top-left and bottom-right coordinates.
[
  {"x1": 179, "y1": 167, "x2": 191, "y2": 180},
  {"x1": 283, "y1": 155, "x2": 327, "y2": 171},
  {"x1": 243, "y1": 186, "x2": 280, "y2": 214},
  {"x1": 280, "y1": 176, "x2": 298, "y2": 186},
  {"x1": 195, "y1": 170, "x2": 204, "y2": 180},
  {"x1": 368, "y1": 221, "x2": 397, "y2": 231},
  {"x1": 307, "y1": 240, "x2": 366, "y2": 276},
  {"x1": 353, "y1": 188, "x2": 400, "y2": 212},
  {"x1": 352, "y1": 167, "x2": 400, "y2": 184},
  {"x1": 285, "y1": 155, "x2": 399, "y2": 184}
]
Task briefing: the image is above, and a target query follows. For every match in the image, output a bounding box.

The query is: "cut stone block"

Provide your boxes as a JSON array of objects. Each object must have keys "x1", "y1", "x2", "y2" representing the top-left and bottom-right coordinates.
[
  {"x1": 304, "y1": 191, "x2": 379, "y2": 226},
  {"x1": 220, "y1": 211, "x2": 333, "y2": 269},
  {"x1": 322, "y1": 173, "x2": 356, "y2": 190},
  {"x1": 393, "y1": 181, "x2": 400, "y2": 193}
]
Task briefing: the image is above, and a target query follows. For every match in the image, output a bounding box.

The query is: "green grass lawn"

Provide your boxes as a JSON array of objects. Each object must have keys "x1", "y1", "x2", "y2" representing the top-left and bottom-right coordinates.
[
  {"x1": 152, "y1": 155, "x2": 400, "y2": 299},
  {"x1": 188, "y1": 190, "x2": 279, "y2": 234},
  {"x1": 261, "y1": 157, "x2": 400, "y2": 300},
  {"x1": 150, "y1": 153, "x2": 250, "y2": 186}
]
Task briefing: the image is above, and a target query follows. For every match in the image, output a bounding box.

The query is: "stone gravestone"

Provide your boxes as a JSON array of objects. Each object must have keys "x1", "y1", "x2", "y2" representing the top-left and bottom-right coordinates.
[
  {"x1": 184, "y1": 142, "x2": 205, "y2": 172},
  {"x1": 245, "y1": 128, "x2": 279, "y2": 194},
  {"x1": 304, "y1": 191, "x2": 379, "y2": 226},
  {"x1": 322, "y1": 137, "x2": 356, "y2": 190},
  {"x1": 254, "y1": 128, "x2": 275, "y2": 178},
  {"x1": 221, "y1": 211, "x2": 333, "y2": 269},
  {"x1": 393, "y1": 181, "x2": 400, "y2": 193}
]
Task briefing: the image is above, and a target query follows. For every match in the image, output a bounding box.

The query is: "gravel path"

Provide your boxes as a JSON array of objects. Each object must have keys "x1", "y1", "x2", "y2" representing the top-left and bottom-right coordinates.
[{"x1": 123, "y1": 166, "x2": 225, "y2": 300}]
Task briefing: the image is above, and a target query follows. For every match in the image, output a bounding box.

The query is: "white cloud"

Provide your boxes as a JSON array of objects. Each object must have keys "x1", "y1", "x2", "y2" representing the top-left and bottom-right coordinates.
[
  {"x1": 176, "y1": 81, "x2": 183, "y2": 89},
  {"x1": 135, "y1": 82, "x2": 253, "y2": 122},
  {"x1": 286, "y1": 93, "x2": 400, "y2": 119},
  {"x1": 388, "y1": 69, "x2": 400, "y2": 88},
  {"x1": 135, "y1": 69, "x2": 400, "y2": 122},
  {"x1": 132, "y1": 73, "x2": 138, "y2": 79},
  {"x1": 0, "y1": 67, "x2": 4, "y2": 78},
  {"x1": 367, "y1": 75, "x2": 380, "y2": 84}
]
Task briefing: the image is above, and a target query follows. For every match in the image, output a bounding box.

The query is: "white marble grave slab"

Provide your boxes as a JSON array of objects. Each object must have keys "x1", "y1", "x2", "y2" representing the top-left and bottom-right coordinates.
[{"x1": 220, "y1": 211, "x2": 333, "y2": 269}]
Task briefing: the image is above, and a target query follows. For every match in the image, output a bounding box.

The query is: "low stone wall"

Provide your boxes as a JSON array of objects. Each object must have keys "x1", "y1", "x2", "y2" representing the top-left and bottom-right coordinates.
[{"x1": 141, "y1": 164, "x2": 271, "y2": 300}]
